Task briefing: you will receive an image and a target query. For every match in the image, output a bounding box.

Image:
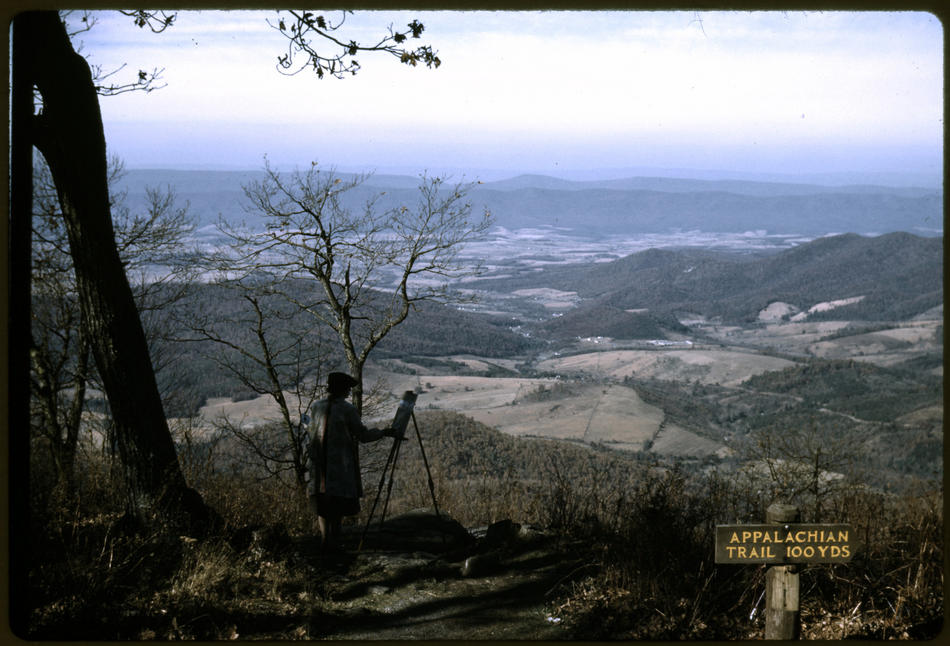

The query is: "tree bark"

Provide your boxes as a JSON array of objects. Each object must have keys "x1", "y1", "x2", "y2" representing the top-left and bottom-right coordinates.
[
  {"x1": 19, "y1": 11, "x2": 216, "y2": 533},
  {"x1": 10, "y1": 12, "x2": 36, "y2": 637}
]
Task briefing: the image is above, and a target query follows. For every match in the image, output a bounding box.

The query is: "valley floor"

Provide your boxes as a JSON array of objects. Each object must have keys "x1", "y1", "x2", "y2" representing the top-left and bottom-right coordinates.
[{"x1": 189, "y1": 310, "x2": 942, "y2": 470}]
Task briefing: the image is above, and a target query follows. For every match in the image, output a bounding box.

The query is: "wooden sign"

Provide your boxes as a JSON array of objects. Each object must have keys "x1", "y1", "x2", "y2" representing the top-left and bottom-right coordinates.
[{"x1": 716, "y1": 523, "x2": 853, "y2": 564}]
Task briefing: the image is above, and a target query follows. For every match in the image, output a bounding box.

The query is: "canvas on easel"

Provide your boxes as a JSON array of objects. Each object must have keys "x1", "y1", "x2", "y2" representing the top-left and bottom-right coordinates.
[{"x1": 390, "y1": 390, "x2": 418, "y2": 438}]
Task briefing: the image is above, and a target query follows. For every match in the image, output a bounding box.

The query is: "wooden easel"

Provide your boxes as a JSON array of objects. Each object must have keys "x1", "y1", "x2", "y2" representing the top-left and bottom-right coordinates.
[{"x1": 358, "y1": 402, "x2": 442, "y2": 551}]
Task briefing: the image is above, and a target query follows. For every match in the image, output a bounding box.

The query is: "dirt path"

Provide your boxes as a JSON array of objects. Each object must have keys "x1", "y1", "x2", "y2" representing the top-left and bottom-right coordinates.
[{"x1": 298, "y1": 513, "x2": 586, "y2": 640}]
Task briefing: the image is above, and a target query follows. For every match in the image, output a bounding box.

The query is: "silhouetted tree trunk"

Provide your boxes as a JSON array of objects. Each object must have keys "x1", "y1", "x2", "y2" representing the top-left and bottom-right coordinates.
[{"x1": 18, "y1": 11, "x2": 215, "y2": 533}]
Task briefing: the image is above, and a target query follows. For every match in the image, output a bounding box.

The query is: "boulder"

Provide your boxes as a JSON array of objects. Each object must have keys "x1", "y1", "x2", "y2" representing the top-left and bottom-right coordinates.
[
  {"x1": 482, "y1": 519, "x2": 550, "y2": 551},
  {"x1": 354, "y1": 509, "x2": 474, "y2": 553},
  {"x1": 484, "y1": 519, "x2": 523, "y2": 548}
]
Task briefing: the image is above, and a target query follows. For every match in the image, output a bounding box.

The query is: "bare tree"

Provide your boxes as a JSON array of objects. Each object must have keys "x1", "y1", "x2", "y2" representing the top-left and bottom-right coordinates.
[
  {"x1": 30, "y1": 155, "x2": 197, "y2": 496},
  {"x1": 738, "y1": 420, "x2": 861, "y2": 521},
  {"x1": 217, "y1": 161, "x2": 493, "y2": 412},
  {"x1": 30, "y1": 161, "x2": 90, "y2": 497},
  {"x1": 182, "y1": 281, "x2": 332, "y2": 499},
  {"x1": 107, "y1": 163, "x2": 204, "y2": 411}
]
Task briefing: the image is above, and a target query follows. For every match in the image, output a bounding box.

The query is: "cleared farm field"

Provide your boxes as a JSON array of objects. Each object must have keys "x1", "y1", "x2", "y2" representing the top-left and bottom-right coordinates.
[
  {"x1": 807, "y1": 321, "x2": 943, "y2": 368},
  {"x1": 198, "y1": 395, "x2": 290, "y2": 428},
  {"x1": 372, "y1": 377, "x2": 727, "y2": 458},
  {"x1": 697, "y1": 318, "x2": 942, "y2": 368},
  {"x1": 469, "y1": 384, "x2": 664, "y2": 447},
  {"x1": 896, "y1": 404, "x2": 944, "y2": 427},
  {"x1": 378, "y1": 375, "x2": 559, "y2": 410},
  {"x1": 536, "y1": 349, "x2": 796, "y2": 386},
  {"x1": 579, "y1": 385, "x2": 662, "y2": 445},
  {"x1": 182, "y1": 356, "x2": 778, "y2": 460},
  {"x1": 699, "y1": 321, "x2": 849, "y2": 355}
]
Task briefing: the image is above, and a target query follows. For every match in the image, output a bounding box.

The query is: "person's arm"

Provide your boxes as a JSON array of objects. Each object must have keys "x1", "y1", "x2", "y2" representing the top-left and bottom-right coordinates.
[{"x1": 343, "y1": 404, "x2": 394, "y2": 442}]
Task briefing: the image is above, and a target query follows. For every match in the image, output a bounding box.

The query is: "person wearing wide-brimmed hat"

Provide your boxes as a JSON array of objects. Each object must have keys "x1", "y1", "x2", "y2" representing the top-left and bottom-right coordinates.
[{"x1": 305, "y1": 372, "x2": 398, "y2": 551}]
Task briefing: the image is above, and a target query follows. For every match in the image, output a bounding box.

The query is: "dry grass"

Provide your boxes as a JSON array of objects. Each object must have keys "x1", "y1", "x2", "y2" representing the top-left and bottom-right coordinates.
[
  {"x1": 22, "y1": 423, "x2": 943, "y2": 641},
  {"x1": 542, "y1": 470, "x2": 943, "y2": 640}
]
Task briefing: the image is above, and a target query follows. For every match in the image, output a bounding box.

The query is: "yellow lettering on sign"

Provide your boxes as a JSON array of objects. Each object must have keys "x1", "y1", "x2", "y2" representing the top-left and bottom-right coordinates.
[
  {"x1": 743, "y1": 546, "x2": 775, "y2": 559},
  {"x1": 720, "y1": 525, "x2": 852, "y2": 562}
]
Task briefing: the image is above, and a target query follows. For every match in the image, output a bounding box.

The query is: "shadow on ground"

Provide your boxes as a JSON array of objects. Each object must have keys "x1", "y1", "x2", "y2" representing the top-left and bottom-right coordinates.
[{"x1": 297, "y1": 510, "x2": 588, "y2": 640}]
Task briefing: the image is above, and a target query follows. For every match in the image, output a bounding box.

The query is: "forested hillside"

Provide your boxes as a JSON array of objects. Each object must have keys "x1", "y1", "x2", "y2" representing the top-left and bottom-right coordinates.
[
  {"x1": 625, "y1": 355, "x2": 942, "y2": 488},
  {"x1": 741, "y1": 359, "x2": 943, "y2": 423},
  {"x1": 539, "y1": 303, "x2": 687, "y2": 340},
  {"x1": 388, "y1": 410, "x2": 647, "y2": 489},
  {"x1": 158, "y1": 283, "x2": 538, "y2": 417},
  {"x1": 475, "y1": 232, "x2": 943, "y2": 324},
  {"x1": 374, "y1": 300, "x2": 538, "y2": 357}
]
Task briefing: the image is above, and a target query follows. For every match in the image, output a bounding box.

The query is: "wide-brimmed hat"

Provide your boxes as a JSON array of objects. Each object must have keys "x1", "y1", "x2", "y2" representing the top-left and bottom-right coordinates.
[{"x1": 327, "y1": 372, "x2": 359, "y2": 391}]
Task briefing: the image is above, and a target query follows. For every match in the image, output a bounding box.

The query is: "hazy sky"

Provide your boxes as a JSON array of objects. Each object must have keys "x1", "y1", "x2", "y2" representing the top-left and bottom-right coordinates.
[{"x1": 74, "y1": 10, "x2": 943, "y2": 182}]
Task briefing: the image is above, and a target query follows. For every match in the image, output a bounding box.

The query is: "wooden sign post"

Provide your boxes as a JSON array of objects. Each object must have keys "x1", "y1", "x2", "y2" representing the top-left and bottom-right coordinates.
[
  {"x1": 715, "y1": 504, "x2": 854, "y2": 640},
  {"x1": 765, "y1": 504, "x2": 801, "y2": 640}
]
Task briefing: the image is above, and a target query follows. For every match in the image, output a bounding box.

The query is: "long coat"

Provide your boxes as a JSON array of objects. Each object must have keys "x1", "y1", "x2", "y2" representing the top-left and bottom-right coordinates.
[{"x1": 307, "y1": 395, "x2": 385, "y2": 500}]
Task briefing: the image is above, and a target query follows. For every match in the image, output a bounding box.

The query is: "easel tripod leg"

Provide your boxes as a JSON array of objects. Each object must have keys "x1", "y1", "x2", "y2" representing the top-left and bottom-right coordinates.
[
  {"x1": 379, "y1": 432, "x2": 403, "y2": 524},
  {"x1": 411, "y1": 412, "x2": 441, "y2": 521},
  {"x1": 359, "y1": 436, "x2": 400, "y2": 551}
]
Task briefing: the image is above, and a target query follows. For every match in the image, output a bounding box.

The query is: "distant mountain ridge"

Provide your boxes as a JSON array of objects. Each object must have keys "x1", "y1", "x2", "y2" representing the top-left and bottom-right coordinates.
[
  {"x1": 116, "y1": 169, "x2": 943, "y2": 237},
  {"x1": 485, "y1": 173, "x2": 939, "y2": 198},
  {"x1": 469, "y1": 186, "x2": 941, "y2": 235}
]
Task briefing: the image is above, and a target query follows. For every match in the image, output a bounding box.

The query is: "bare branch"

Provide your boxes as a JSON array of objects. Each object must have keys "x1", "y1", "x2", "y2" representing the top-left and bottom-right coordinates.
[
  {"x1": 56, "y1": 10, "x2": 174, "y2": 98},
  {"x1": 92, "y1": 64, "x2": 167, "y2": 96},
  {"x1": 118, "y1": 10, "x2": 177, "y2": 33},
  {"x1": 61, "y1": 10, "x2": 97, "y2": 38},
  {"x1": 220, "y1": 162, "x2": 492, "y2": 412},
  {"x1": 269, "y1": 10, "x2": 440, "y2": 79}
]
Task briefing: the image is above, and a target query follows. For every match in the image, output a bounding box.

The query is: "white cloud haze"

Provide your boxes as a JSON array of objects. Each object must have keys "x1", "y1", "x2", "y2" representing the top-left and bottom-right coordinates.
[{"x1": 75, "y1": 10, "x2": 943, "y2": 181}]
